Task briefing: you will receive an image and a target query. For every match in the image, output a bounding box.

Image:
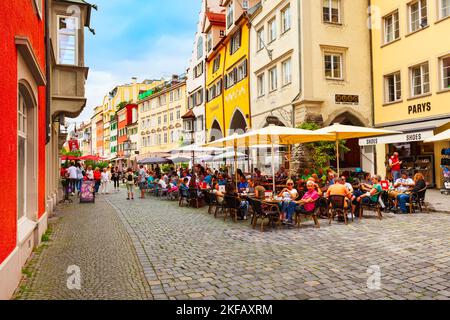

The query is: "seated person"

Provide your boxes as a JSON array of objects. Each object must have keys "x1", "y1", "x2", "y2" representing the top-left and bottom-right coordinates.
[
  {"x1": 361, "y1": 172, "x2": 373, "y2": 192},
  {"x1": 158, "y1": 178, "x2": 168, "y2": 190},
  {"x1": 300, "y1": 168, "x2": 311, "y2": 182},
  {"x1": 278, "y1": 179, "x2": 299, "y2": 224},
  {"x1": 326, "y1": 177, "x2": 353, "y2": 214},
  {"x1": 295, "y1": 181, "x2": 320, "y2": 215},
  {"x1": 341, "y1": 176, "x2": 354, "y2": 193},
  {"x1": 225, "y1": 183, "x2": 249, "y2": 220},
  {"x1": 179, "y1": 178, "x2": 189, "y2": 193},
  {"x1": 276, "y1": 167, "x2": 287, "y2": 180},
  {"x1": 307, "y1": 177, "x2": 323, "y2": 197},
  {"x1": 218, "y1": 174, "x2": 227, "y2": 186},
  {"x1": 237, "y1": 176, "x2": 249, "y2": 193},
  {"x1": 389, "y1": 171, "x2": 414, "y2": 208},
  {"x1": 253, "y1": 180, "x2": 266, "y2": 199},
  {"x1": 203, "y1": 169, "x2": 213, "y2": 186},
  {"x1": 355, "y1": 175, "x2": 383, "y2": 214},
  {"x1": 396, "y1": 173, "x2": 426, "y2": 214},
  {"x1": 211, "y1": 182, "x2": 225, "y2": 204},
  {"x1": 247, "y1": 179, "x2": 255, "y2": 194},
  {"x1": 147, "y1": 174, "x2": 156, "y2": 189}
]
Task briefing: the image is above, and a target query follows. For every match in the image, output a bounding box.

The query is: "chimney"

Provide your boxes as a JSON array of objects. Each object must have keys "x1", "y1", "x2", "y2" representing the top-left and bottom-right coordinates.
[
  {"x1": 131, "y1": 77, "x2": 137, "y2": 84},
  {"x1": 171, "y1": 74, "x2": 179, "y2": 84}
]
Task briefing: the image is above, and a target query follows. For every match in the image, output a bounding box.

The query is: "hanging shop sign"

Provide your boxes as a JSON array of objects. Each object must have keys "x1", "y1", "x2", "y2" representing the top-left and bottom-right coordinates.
[
  {"x1": 68, "y1": 139, "x2": 80, "y2": 151},
  {"x1": 335, "y1": 94, "x2": 359, "y2": 105},
  {"x1": 359, "y1": 130, "x2": 434, "y2": 146}
]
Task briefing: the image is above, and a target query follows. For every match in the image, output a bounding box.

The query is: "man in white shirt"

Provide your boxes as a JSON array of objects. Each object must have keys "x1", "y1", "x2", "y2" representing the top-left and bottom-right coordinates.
[
  {"x1": 341, "y1": 176, "x2": 354, "y2": 193},
  {"x1": 389, "y1": 171, "x2": 414, "y2": 209},
  {"x1": 67, "y1": 163, "x2": 78, "y2": 196}
]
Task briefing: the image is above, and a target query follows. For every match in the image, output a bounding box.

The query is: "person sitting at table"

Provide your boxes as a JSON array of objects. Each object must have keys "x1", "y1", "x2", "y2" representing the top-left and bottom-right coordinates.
[
  {"x1": 180, "y1": 178, "x2": 189, "y2": 191},
  {"x1": 294, "y1": 181, "x2": 320, "y2": 216},
  {"x1": 147, "y1": 173, "x2": 156, "y2": 189},
  {"x1": 278, "y1": 179, "x2": 299, "y2": 224},
  {"x1": 389, "y1": 171, "x2": 414, "y2": 209},
  {"x1": 253, "y1": 168, "x2": 262, "y2": 180},
  {"x1": 326, "y1": 177, "x2": 353, "y2": 216},
  {"x1": 276, "y1": 167, "x2": 287, "y2": 180},
  {"x1": 361, "y1": 172, "x2": 373, "y2": 191},
  {"x1": 204, "y1": 169, "x2": 213, "y2": 187},
  {"x1": 218, "y1": 174, "x2": 227, "y2": 186},
  {"x1": 211, "y1": 182, "x2": 225, "y2": 204},
  {"x1": 355, "y1": 175, "x2": 383, "y2": 215},
  {"x1": 253, "y1": 180, "x2": 266, "y2": 199},
  {"x1": 237, "y1": 176, "x2": 249, "y2": 192},
  {"x1": 247, "y1": 179, "x2": 256, "y2": 194},
  {"x1": 396, "y1": 172, "x2": 426, "y2": 214},
  {"x1": 225, "y1": 183, "x2": 249, "y2": 220},
  {"x1": 341, "y1": 176, "x2": 354, "y2": 193},
  {"x1": 307, "y1": 177, "x2": 323, "y2": 196},
  {"x1": 301, "y1": 168, "x2": 311, "y2": 182}
]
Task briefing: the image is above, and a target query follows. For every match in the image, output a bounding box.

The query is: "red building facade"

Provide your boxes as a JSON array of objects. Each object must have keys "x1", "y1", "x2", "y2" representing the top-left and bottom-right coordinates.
[
  {"x1": 117, "y1": 104, "x2": 138, "y2": 157},
  {"x1": 0, "y1": 0, "x2": 47, "y2": 299}
]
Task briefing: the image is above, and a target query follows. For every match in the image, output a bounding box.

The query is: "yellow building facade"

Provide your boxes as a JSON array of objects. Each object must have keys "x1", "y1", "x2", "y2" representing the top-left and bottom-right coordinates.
[
  {"x1": 368, "y1": 0, "x2": 450, "y2": 188},
  {"x1": 205, "y1": 2, "x2": 253, "y2": 141},
  {"x1": 138, "y1": 76, "x2": 187, "y2": 155}
]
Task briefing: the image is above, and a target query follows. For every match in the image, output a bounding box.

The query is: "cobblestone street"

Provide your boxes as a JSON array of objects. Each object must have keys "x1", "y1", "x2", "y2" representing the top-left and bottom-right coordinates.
[
  {"x1": 14, "y1": 194, "x2": 152, "y2": 300},
  {"x1": 16, "y1": 188, "x2": 450, "y2": 300}
]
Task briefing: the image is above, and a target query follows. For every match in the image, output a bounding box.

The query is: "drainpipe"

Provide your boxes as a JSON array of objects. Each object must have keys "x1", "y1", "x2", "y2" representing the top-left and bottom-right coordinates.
[
  {"x1": 368, "y1": 0, "x2": 377, "y2": 174},
  {"x1": 292, "y1": 0, "x2": 303, "y2": 128},
  {"x1": 45, "y1": 0, "x2": 51, "y2": 144}
]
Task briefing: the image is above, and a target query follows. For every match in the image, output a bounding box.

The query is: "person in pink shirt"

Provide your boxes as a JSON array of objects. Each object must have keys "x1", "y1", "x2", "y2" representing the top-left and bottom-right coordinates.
[{"x1": 295, "y1": 181, "x2": 320, "y2": 215}]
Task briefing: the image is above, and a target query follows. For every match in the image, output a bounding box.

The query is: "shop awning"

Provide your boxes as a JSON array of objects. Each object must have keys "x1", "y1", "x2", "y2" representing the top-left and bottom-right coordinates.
[{"x1": 360, "y1": 118, "x2": 450, "y2": 146}]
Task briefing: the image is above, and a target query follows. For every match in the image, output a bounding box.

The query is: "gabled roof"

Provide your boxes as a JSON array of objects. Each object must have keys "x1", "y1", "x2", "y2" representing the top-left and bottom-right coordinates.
[{"x1": 181, "y1": 109, "x2": 196, "y2": 119}]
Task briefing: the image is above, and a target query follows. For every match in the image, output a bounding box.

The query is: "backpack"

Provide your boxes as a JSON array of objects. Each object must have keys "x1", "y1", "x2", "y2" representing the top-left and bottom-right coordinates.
[{"x1": 127, "y1": 173, "x2": 133, "y2": 182}]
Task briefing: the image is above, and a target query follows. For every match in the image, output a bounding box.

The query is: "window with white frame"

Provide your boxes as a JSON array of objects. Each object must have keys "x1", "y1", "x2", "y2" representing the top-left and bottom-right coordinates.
[
  {"x1": 213, "y1": 55, "x2": 221, "y2": 73},
  {"x1": 207, "y1": 31, "x2": 213, "y2": 52},
  {"x1": 197, "y1": 37, "x2": 204, "y2": 60},
  {"x1": 410, "y1": 62, "x2": 430, "y2": 96},
  {"x1": 281, "y1": 5, "x2": 291, "y2": 33},
  {"x1": 257, "y1": 27, "x2": 264, "y2": 51},
  {"x1": 282, "y1": 58, "x2": 292, "y2": 86},
  {"x1": 159, "y1": 95, "x2": 166, "y2": 106},
  {"x1": 177, "y1": 110, "x2": 181, "y2": 119},
  {"x1": 170, "y1": 112, "x2": 174, "y2": 122},
  {"x1": 323, "y1": 0, "x2": 340, "y2": 23},
  {"x1": 33, "y1": 0, "x2": 43, "y2": 18},
  {"x1": 269, "y1": 67, "x2": 277, "y2": 92},
  {"x1": 230, "y1": 29, "x2": 241, "y2": 54},
  {"x1": 227, "y1": 1, "x2": 234, "y2": 28},
  {"x1": 237, "y1": 59, "x2": 247, "y2": 82},
  {"x1": 57, "y1": 16, "x2": 78, "y2": 65},
  {"x1": 409, "y1": 0, "x2": 428, "y2": 33},
  {"x1": 440, "y1": 0, "x2": 450, "y2": 18},
  {"x1": 384, "y1": 11, "x2": 400, "y2": 44},
  {"x1": 440, "y1": 55, "x2": 450, "y2": 90},
  {"x1": 194, "y1": 61, "x2": 204, "y2": 78},
  {"x1": 268, "y1": 18, "x2": 277, "y2": 43},
  {"x1": 257, "y1": 73, "x2": 265, "y2": 97},
  {"x1": 385, "y1": 72, "x2": 402, "y2": 103},
  {"x1": 324, "y1": 53, "x2": 343, "y2": 79},
  {"x1": 164, "y1": 114, "x2": 167, "y2": 123},
  {"x1": 18, "y1": 92, "x2": 27, "y2": 220}
]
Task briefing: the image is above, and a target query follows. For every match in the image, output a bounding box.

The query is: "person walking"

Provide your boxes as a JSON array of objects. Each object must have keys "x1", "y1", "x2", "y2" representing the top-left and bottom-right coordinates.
[
  {"x1": 124, "y1": 168, "x2": 135, "y2": 200},
  {"x1": 76, "y1": 163, "x2": 83, "y2": 195},
  {"x1": 111, "y1": 166, "x2": 120, "y2": 192},
  {"x1": 66, "y1": 162, "x2": 78, "y2": 196},
  {"x1": 100, "y1": 168, "x2": 110, "y2": 194},
  {"x1": 389, "y1": 152, "x2": 403, "y2": 183},
  {"x1": 138, "y1": 165, "x2": 147, "y2": 199}
]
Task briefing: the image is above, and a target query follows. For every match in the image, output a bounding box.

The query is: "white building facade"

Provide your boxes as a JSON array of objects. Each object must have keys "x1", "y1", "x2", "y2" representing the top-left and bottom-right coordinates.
[{"x1": 185, "y1": 0, "x2": 222, "y2": 146}]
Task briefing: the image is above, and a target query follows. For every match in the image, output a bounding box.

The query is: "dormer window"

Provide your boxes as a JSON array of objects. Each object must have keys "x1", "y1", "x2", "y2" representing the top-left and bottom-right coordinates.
[{"x1": 57, "y1": 15, "x2": 79, "y2": 65}]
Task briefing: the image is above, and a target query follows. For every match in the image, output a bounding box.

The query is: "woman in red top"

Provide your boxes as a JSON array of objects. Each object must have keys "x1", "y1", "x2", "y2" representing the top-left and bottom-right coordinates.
[{"x1": 93, "y1": 167, "x2": 102, "y2": 194}]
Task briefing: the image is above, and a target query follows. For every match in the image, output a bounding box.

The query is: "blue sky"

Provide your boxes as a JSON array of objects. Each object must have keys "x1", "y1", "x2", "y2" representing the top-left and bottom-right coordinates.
[{"x1": 77, "y1": 0, "x2": 200, "y2": 122}]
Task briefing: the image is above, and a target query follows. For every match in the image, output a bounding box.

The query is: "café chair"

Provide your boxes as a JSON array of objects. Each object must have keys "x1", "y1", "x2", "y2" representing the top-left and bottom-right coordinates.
[
  {"x1": 249, "y1": 198, "x2": 281, "y2": 232},
  {"x1": 328, "y1": 195, "x2": 350, "y2": 225},
  {"x1": 407, "y1": 187, "x2": 429, "y2": 214},
  {"x1": 223, "y1": 195, "x2": 241, "y2": 222},
  {"x1": 179, "y1": 188, "x2": 189, "y2": 207},
  {"x1": 359, "y1": 192, "x2": 384, "y2": 220},
  {"x1": 188, "y1": 188, "x2": 201, "y2": 209},
  {"x1": 294, "y1": 200, "x2": 320, "y2": 229}
]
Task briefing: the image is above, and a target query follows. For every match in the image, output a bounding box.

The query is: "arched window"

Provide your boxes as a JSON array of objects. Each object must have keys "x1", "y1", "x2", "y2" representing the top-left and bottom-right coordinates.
[{"x1": 18, "y1": 81, "x2": 37, "y2": 221}]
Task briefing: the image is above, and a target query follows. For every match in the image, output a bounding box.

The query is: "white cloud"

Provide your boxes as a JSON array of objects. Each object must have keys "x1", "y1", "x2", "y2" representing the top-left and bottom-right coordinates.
[{"x1": 76, "y1": 34, "x2": 193, "y2": 123}]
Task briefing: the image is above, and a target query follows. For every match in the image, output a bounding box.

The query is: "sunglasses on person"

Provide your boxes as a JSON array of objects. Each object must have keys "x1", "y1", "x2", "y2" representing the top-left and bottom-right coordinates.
[{"x1": 287, "y1": 183, "x2": 294, "y2": 186}]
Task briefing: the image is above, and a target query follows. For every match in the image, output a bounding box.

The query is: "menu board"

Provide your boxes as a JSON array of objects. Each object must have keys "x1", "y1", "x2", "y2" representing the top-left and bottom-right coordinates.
[{"x1": 80, "y1": 181, "x2": 95, "y2": 203}]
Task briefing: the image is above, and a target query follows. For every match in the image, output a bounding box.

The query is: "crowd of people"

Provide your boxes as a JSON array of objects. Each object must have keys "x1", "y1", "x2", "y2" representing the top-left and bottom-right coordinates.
[{"x1": 60, "y1": 149, "x2": 428, "y2": 223}]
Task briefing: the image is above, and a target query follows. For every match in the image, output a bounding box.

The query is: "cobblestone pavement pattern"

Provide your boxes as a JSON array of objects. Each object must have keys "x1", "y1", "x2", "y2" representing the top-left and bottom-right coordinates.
[
  {"x1": 16, "y1": 187, "x2": 450, "y2": 300},
  {"x1": 108, "y1": 190, "x2": 450, "y2": 300},
  {"x1": 14, "y1": 195, "x2": 152, "y2": 300}
]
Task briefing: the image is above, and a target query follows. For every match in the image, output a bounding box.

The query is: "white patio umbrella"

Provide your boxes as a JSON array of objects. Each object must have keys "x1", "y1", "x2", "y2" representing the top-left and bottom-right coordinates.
[
  {"x1": 204, "y1": 125, "x2": 335, "y2": 191},
  {"x1": 212, "y1": 151, "x2": 247, "y2": 161},
  {"x1": 315, "y1": 123, "x2": 402, "y2": 175},
  {"x1": 424, "y1": 129, "x2": 450, "y2": 143},
  {"x1": 168, "y1": 155, "x2": 191, "y2": 163},
  {"x1": 172, "y1": 144, "x2": 224, "y2": 168}
]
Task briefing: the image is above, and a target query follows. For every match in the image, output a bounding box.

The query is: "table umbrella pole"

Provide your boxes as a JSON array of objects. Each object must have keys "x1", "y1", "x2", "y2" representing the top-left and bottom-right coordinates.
[
  {"x1": 235, "y1": 143, "x2": 238, "y2": 189},
  {"x1": 336, "y1": 138, "x2": 340, "y2": 176},
  {"x1": 271, "y1": 141, "x2": 275, "y2": 194}
]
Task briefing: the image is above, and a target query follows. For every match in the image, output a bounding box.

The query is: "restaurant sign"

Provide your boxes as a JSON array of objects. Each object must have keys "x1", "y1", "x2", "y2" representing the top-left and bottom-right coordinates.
[
  {"x1": 359, "y1": 130, "x2": 434, "y2": 146},
  {"x1": 335, "y1": 94, "x2": 359, "y2": 105}
]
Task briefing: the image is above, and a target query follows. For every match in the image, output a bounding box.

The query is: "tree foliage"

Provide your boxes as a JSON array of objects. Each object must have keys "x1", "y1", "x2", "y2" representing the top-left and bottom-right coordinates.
[{"x1": 297, "y1": 122, "x2": 350, "y2": 170}]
